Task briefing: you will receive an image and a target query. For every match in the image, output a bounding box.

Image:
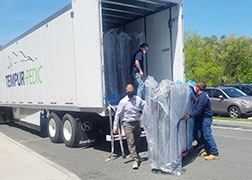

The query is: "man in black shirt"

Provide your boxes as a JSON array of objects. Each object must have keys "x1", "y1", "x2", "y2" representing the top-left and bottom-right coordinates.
[
  {"x1": 130, "y1": 43, "x2": 149, "y2": 100},
  {"x1": 185, "y1": 81, "x2": 219, "y2": 160}
]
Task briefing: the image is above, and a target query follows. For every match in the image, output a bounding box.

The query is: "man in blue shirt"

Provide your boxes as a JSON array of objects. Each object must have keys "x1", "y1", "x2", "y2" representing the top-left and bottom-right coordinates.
[
  {"x1": 185, "y1": 81, "x2": 219, "y2": 160},
  {"x1": 113, "y1": 84, "x2": 145, "y2": 169},
  {"x1": 130, "y1": 43, "x2": 149, "y2": 100}
]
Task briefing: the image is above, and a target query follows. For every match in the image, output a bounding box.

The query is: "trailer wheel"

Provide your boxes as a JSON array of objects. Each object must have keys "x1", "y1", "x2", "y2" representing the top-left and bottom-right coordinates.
[
  {"x1": 62, "y1": 114, "x2": 79, "y2": 147},
  {"x1": 47, "y1": 113, "x2": 62, "y2": 143}
]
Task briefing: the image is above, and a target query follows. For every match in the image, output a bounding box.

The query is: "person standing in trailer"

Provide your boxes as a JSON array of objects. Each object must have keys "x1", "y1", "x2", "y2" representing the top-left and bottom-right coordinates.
[{"x1": 130, "y1": 43, "x2": 149, "y2": 100}]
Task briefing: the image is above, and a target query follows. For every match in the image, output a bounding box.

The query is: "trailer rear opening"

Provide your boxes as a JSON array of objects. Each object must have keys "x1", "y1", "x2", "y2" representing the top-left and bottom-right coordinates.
[{"x1": 101, "y1": 0, "x2": 184, "y2": 104}]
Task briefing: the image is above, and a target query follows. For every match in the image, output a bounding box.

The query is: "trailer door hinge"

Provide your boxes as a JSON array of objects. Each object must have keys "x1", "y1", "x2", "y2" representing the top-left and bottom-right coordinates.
[{"x1": 71, "y1": 11, "x2": 74, "y2": 18}]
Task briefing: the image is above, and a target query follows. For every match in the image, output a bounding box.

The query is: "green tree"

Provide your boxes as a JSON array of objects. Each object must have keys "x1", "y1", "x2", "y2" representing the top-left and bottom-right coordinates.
[
  {"x1": 185, "y1": 32, "x2": 223, "y2": 86},
  {"x1": 219, "y1": 34, "x2": 252, "y2": 84},
  {"x1": 185, "y1": 31, "x2": 252, "y2": 86}
]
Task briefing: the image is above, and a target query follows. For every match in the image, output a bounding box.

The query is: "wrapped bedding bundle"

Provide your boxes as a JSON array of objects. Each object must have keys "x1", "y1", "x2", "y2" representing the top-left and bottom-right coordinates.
[{"x1": 142, "y1": 76, "x2": 191, "y2": 175}]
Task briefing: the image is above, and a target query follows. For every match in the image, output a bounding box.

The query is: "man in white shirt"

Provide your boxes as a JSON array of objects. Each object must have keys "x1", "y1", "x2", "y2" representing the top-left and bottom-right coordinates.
[{"x1": 113, "y1": 84, "x2": 145, "y2": 169}]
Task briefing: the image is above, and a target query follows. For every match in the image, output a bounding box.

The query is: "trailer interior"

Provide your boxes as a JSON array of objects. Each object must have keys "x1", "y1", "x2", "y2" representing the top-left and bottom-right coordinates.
[{"x1": 100, "y1": 0, "x2": 180, "y2": 105}]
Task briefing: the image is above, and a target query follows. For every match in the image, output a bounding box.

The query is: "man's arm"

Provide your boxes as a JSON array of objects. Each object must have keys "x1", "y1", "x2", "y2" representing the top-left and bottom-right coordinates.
[
  {"x1": 113, "y1": 101, "x2": 125, "y2": 133},
  {"x1": 189, "y1": 95, "x2": 206, "y2": 118},
  {"x1": 189, "y1": 84, "x2": 197, "y2": 96},
  {"x1": 135, "y1": 60, "x2": 144, "y2": 77},
  {"x1": 135, "y1": 51, "x2": 144, "y2": 77}
]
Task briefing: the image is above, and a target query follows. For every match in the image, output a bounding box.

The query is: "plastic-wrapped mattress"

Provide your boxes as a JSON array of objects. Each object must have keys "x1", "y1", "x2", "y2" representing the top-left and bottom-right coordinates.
[
  {"x1": 103, "y1": 29, "x2": 145, "y2": 105},
  {"x1": 142, "y1": 76, "x2": 191, "y2": 175}
]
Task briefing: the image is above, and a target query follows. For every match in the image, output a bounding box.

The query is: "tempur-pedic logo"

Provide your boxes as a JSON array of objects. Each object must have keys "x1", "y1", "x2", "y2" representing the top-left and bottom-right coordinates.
[
  {"x1": 5, "y1": 66, "x2": 43, "y2": 88},
  {"x1": 5, "y1": 50, "x2": 42, "y2": 88}
]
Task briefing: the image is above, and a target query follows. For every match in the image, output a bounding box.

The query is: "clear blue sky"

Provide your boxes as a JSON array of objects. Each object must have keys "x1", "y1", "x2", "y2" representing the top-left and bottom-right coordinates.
[
  {"x1": 183, "y1": 0, "x2": 252, "y2": 38},
  {"x1": 0, "y1": 0, "x2": 251, "y2": 46}
]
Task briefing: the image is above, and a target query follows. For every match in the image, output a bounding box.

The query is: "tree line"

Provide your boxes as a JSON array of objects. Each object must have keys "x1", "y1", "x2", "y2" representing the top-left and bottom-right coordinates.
[{"x1": 185, "y1": 31, "x2": 252, "y2": 86}]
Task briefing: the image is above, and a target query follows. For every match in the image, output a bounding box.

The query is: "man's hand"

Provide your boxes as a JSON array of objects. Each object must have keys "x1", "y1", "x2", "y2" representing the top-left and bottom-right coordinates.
[
  {"x1": 140, "y1": 71, "x2": 144, "y2": 77},
  {"x1": 184, "y1": 115, "x2": 190, "y2": 120},
  {"x1": 189, "y1": 84, "x2": 194, "y2": 88},
  {"x1": 113, "y1": 129, "x2": 118, "y2": 134}
]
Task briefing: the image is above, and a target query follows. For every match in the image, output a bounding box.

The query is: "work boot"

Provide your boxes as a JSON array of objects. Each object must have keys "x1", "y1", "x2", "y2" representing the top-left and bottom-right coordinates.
[
  {"x1": 205, "y1": 154, "x2": 220, "y2": 160},
  {"x1": 132, "y1": 160, "x2": 139, "y2": 169},
  {"x1": 200, "y1": 151, "x2": 209, "y2": 156}
]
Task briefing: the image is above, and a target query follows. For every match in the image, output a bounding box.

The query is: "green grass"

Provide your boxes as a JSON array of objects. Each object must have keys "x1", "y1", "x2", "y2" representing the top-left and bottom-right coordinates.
[{"x1": 213, "y1": 116, "x2": 252, "y2": 123}]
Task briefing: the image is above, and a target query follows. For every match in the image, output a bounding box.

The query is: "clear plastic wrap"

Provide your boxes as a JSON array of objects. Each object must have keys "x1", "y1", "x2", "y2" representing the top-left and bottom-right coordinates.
[
  {"x1": 142, "y1": 76, "x2": 191, "y2": 175},
  {"x1": 103, "y1": 29, "x2": 145, "y2": 105},
  {"x1": 117, "y1": 32, "x2": 132, "y2": 99},
  {"x1": 103, "y1": 29, "x2": 120, "y2": 105},
  {"x1": 186, "y1": 80, "x2": 196, "y2": 150}
]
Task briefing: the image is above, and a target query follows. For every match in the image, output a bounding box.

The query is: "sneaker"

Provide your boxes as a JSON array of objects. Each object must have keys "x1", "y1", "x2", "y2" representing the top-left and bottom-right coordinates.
[
  {"x1": 132, "y1": 160, "x2": 139, "y2": 169},
  {"x1": 200, "y1": 151, "x2": 209, "y2": 156},
  {"x1": 205, "y1": 154, "x2": 220, "y2": 160}
]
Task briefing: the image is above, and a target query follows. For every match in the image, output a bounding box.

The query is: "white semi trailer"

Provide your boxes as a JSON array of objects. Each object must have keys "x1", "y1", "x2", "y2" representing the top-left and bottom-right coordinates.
[{"x1": 0, "y1": 0, "x2": 184, "y2": 147}]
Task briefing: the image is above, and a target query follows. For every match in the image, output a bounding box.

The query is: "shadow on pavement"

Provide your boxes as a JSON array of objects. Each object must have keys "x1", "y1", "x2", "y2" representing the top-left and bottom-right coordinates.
[
  {"x1": 2, "y1": 120, "x2": 149, "y2": 159},
  {"x1": 182, "y1": 146, "x2": 203, "y2": 167},
  {"x1": 93, "y1": 135, "x2": 148, "y2": 156},
  {"x1": 2, "y1": 122, "x2": 48, "y2": 138}
]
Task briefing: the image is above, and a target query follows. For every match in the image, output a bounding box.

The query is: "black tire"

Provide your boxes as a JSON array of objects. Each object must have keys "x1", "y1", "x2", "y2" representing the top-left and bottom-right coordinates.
[
  {"x1": 47, "y1": 112, "x2": 63, "y2": 143},
  {"x1": 229, "y1": 106, "x2": 241, "y2": 118},
  {"x1": 62, "y1": 114, "x2": 79, "y2": 147}
]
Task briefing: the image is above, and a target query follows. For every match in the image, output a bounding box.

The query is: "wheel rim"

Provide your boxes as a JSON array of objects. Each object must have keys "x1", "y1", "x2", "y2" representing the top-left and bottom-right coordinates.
[
  {"x1": 63, "y1": 120, "x2": 72, "y2": 141},
  {"x1": 48, "y1": 118, "x2": 56, "y2": 137},
  {"x1": 230, "y1": 108, "x2": 238, "y2": 118}
]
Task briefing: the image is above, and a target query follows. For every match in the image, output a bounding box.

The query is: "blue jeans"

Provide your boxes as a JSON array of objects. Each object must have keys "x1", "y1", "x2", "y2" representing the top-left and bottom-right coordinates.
[
  {"x1": 193, "y1": 118, "x2": 203, "y2": 145},
  {"x1": 134, "y1": 73, "x2": 145, "y2": 100},
  {"x1": 201, "y1": 117, "x2": 219, "y2": 156}
]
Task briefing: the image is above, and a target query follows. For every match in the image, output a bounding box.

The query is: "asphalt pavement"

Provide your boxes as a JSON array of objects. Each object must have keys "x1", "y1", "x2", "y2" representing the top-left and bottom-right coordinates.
[{"x1": 0, "y1": 120, "x2": 252, "y2": 180}]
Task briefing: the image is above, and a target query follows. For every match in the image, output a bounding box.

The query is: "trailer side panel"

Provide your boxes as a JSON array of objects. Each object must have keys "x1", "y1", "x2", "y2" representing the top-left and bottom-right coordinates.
[{"x1": 0, "y1": 7, "x2": 77, "y2": 108}]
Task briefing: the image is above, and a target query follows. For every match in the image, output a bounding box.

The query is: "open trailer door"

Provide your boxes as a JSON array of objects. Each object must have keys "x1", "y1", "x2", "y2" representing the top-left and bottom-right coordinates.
[{"x1": 72, "y1": 0, "x2": 104, "y2": 110}]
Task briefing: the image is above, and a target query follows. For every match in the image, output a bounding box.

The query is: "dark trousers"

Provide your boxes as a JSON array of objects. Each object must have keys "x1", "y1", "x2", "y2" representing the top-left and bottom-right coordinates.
[
  {"x1": 193, "y1": 117, "x2": 219, "y2": 156},
  {"x1": 202, "y1": 117, "x2": 219, "y2": 156},
  {"x1": 193, "y1": 118, "x2": 203, "y2": 145},
  {"x1": 123, "y1": 121, "x2": 141, "y2": 160}
]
